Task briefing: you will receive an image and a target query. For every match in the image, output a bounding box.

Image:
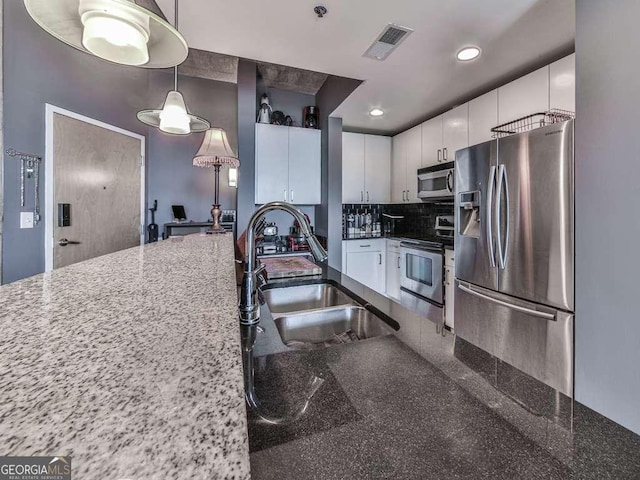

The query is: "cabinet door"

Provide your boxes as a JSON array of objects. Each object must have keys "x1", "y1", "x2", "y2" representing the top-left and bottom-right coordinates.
[
  {"x1": 391, "y1": 132, "x2": 407, "y2": 203},
  {"x1": 421, "y1": 115, "x2": 443, "y2": 167},
  {"x1": 289, "y1": 128, "x2": 321, "y2": 204},
  {"x1": 386, "y1": 251, "x2": 401, "y2": 300},
  {"x1": 346, "y1": 250, "x2": 385, "y2": 293},
  {"x1": 550, "y1": 54, "x2": 575, "y2": 113},
  {"x1": 469, "y1": 89, "x2": 498, "y2": 146},
  {"x1": 255, "y1": 124, "x2": 289, "y2": 203},
  {"x1": 342, "y1": 132, "x2": 366, "y2": 203},
  {"x1": 442, "y1": 103, "x2": 469, "y2": 162},
  {"x1": 364, "y1": 134, "x2": 391, "y2": 204},
  {"x1": 405, "y1": 124, "x2": 423, "y2": 202},
  {"x1": 498, "y1": 66, "x2": 550, "y2": 124}
]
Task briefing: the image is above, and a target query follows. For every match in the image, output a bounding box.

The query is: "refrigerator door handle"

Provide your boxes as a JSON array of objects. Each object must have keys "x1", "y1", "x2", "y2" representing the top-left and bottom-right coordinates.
[
  {"x1": 495, "y1": 164, "x2": 507, "y2": 270},
  {"x1": 487, "y1": 166, "x2": 497, "y2": 268},
  {"x1": 501, "y1": 165, "x2": 510, "y2": 269},
  {"x1": 458, "y1": 283, "x2": 556, "y2": 320}
]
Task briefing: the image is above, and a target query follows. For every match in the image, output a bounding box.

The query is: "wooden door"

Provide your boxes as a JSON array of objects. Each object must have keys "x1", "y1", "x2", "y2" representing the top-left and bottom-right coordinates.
[
  {"x1": 469, "y1": 89, "x2": 498, "y2": 146},
  {"x1": 421, "y1": 116, "x2": 442, "y2": 167},
  {"x1": 364, "y1": 134, "x2": 391, "y2": 204},
  {"x1": 288, "y1": 127, "x2": 321, "y2": 205},
  {"x1": 405, "y1": 125, "x2": 423, "y2": 202},
  {"x1": 53, "y1": 113, "x2": 142, "y2": 269},
  {"x1": 442, "y1": 103, "x2": 469, "y2": 162},
  {"x1": 255, "y1": 123, "x2": 289, "y2": 203},
  {"x1": 498, "y1": 66, "x2": 550, "y2": 123},
  {"x1": 342, "y1": 132, "x2": 365, "y2": 203},
  {"x1": 391, "y1": 132, "x2": 406, "y2": 203}
]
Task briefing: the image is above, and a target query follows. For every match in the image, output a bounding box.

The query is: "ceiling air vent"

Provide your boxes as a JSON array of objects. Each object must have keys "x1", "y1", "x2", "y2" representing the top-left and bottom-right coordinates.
[{"x1": 363, "y1": 24, "x2": 414, "y2": 61}]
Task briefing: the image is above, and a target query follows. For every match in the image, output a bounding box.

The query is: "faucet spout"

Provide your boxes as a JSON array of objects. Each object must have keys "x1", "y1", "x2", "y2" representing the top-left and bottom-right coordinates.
[{"x1": 239, "y1": 201, "x2": 327, "y2": 326}]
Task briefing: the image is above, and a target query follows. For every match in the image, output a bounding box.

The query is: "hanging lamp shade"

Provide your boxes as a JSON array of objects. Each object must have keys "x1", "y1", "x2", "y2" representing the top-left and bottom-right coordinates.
[
  {"x1": 192, "y1": 128, "x2": 240, "y2": 168},
  {"x1": 137, "y1": 90, "x2": 210, "y2": 135},
  {"x1": 23, "y1": 0, "x2": 188, "y2": 68}
]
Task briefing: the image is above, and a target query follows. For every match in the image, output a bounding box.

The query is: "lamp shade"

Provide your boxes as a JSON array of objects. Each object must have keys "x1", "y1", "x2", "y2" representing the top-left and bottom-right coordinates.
[
  {"x1": 192, "y1": 128, "x2": 240, "y2": 168},
  {"x1": 137, "y1": 90, "x2": 211, "y2": 135},
  {"x1": 23, "y1": 0, "x2": 188, "y2": 68}
]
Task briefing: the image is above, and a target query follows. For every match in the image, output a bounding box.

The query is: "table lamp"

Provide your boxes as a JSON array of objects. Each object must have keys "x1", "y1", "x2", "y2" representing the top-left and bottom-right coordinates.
[{"x1": 192, "y1": 128, "x2": 240, "y2": 234}]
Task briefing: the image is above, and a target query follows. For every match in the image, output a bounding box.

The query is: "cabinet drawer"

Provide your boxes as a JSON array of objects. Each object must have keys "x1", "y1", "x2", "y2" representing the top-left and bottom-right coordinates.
[
  {"x1": 445, "y1": 248, "x2": 455, "y2": 267},
  {"x1": 345, "y1": 238, "x2": 385, "y2": 253},
  {"x1": 386, "y1": 239, "x2": 401, "y2": 252}
]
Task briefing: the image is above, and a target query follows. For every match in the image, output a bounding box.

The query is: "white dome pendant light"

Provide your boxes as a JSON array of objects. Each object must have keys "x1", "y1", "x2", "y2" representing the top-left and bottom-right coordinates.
[
  {"x1": 136, "y1": 0, "x2": 210, "y2": 135},
  {"x1": 23, "y1": 0, "x2": 188, "y2": 68}
]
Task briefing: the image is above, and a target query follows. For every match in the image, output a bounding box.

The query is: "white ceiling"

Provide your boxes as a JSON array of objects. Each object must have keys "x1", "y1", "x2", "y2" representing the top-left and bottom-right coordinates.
[{"x1": 156, "y1": 0, "x2": 575, "y2": 134}]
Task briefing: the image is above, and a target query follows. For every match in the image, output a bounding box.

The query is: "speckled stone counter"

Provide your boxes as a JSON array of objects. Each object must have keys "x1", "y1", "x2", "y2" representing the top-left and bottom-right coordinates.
[{"x1": 0, "y1": 234, "x2": 250, "y2": 480}]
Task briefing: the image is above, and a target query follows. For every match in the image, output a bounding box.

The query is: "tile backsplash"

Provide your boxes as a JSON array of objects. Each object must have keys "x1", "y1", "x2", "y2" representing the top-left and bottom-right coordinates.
[{"x1": 342, "y1": 202, "x2": 454, "y2": 239}]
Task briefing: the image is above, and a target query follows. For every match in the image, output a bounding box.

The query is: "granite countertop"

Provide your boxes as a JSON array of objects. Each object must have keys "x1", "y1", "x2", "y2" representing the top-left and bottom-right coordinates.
[{"x1": 0, "y1": 234, "x2": 250, "y2": 480}]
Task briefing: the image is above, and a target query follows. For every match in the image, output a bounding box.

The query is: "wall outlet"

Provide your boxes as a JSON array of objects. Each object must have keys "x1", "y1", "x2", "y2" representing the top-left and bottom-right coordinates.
[{"x1": 20, "y1": 212, "x2": 34, "y2": 229}]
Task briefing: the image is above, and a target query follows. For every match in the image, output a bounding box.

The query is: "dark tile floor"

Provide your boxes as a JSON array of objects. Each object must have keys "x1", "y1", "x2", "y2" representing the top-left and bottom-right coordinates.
[{"x1": 248, "y1": 335, "x2": 640, "y2": 480}]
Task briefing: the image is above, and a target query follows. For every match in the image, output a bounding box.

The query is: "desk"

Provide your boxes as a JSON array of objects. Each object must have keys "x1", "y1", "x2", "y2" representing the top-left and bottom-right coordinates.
[{"x1": 164, "y1": 221, "x2": 236, "y2": 239}]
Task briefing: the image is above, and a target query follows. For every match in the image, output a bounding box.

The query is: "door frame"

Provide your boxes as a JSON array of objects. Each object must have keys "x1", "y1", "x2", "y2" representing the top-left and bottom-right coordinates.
[{"x1": 44, "y1": 104, "x2": 146, "y2": 272}]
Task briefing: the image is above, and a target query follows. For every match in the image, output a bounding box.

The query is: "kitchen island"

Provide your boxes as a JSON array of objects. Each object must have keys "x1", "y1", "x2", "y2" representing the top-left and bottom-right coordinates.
[{"x1": 0, "y1": 234, "x2": 250, "y2": 480}]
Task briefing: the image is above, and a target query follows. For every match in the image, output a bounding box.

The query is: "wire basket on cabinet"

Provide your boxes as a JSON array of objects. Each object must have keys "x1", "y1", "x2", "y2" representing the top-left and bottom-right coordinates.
[{"x1": 491, "y1": 109, "x2": 575, "y2": 138}]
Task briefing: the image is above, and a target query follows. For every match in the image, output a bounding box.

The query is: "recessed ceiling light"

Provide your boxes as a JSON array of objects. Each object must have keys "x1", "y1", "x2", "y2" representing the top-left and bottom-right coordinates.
[
  {"x1": 457, "y1": 46, "x2": 481, "y2": 62},
  {"x1": 370, "y1": 108, "x2": 384, "y2": 117}
]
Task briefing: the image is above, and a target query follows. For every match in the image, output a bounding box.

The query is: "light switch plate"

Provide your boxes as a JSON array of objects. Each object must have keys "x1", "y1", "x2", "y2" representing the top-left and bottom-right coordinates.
[{"x1": 20, "y1": 212, "x2": 34, "y2": 229}]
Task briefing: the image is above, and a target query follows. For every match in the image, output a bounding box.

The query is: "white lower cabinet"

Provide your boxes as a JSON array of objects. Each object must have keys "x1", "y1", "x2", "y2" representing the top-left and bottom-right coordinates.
[
  {"x1": 343, "y1": 239, "x2": 386, "y2": 294},
  {"x1": 385, "y1": 240, "x2": 401, "y2": 300},
  {"x1": 444, "y1": 249, "x2": 455, "y2": 330}
]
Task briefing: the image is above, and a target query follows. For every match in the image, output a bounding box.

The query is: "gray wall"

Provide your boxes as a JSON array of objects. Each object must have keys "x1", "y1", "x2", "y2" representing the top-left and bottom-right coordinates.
[
  {"x1": 2, "y1": 1, "x2": 238, "y2": 283},
  {"x1": 575, "y1": 0, "x2": 640, "y2": 435},
  {"x1": 146, "y1": 73, "x2": 238, "y2": 230},
  {"x1": 236, "y1": 59, "x2": 257, "y2": 233},
  {"x1": 315, "y1": 76, "x2": 362, "y2": 268}
]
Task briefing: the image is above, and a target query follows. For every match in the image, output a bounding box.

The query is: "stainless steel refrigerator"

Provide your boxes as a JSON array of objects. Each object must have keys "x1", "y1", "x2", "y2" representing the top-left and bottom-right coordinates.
[{"x1": 454, "y1": 119, "x2": 574, "y2": 397}]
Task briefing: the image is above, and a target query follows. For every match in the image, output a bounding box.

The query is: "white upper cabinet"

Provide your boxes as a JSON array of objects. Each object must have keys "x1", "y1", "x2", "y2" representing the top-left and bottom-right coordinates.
[
  {"x1": 255, "y1": 124, "x2": 289, "y2": 203},
  {"x1": 255, "y1": 124, "x2": 321, "y2": 205},
  {"x1": 498, "y1": 66, "x2": 550, "y2": 123},
  {"x1": 421, "y1": 116, "x2": 442, "y2": 168},
  {"x1": 289, "y1": 127, "x2": 321, "y2": 205},
  {"x1": 342, "y1": 132, "x2": 366, "y2": 203},
  {"x1": 365, "y1": 134, "x2": 391, "y2": 204},
  {"x1": 468, "y1": 89, "x2": 498, "y2": 147},
  {"x1": 342, "y1": 133, "x2": 391, "y2": 204},
  {"x1": 405, "y1": 125, "x2": 422, "y2": 203},
  {"x1": 391, "y1": 132, "x2": 407, "y2": 204},
  {"x1": 442, "y1": 103, "x2": 469, "y2": 162},
  {"x1": 550, "y1": 53, "x2": 575, "y2": 113}
]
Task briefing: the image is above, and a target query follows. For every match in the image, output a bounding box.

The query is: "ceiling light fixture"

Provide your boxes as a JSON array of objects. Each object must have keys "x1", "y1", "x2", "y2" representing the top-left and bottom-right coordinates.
[
  {"x1": 23, "y1": 0, "x2": 188, "y2": 68},
  {"x1": 457, "y1": 46, "x2": 481, "y2": 62},
  {"x1": 136, "y1": 0, "x2": 210, "y2": 135},
  {"x1": 370, "y1": 108, "x2": 384, "y2": 117}
]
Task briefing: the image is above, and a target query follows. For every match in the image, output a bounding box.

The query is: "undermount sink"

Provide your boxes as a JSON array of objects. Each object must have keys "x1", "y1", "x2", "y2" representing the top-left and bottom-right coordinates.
[
  {"x1": 263, "y1": 284, "x2": 354, "y2": 314},
  {"x1": 274, "y1": 306, "x2": 396, "y2": 347},
  {"x1": 263, "y1": 283, "x2": 397, "y2": 350}
]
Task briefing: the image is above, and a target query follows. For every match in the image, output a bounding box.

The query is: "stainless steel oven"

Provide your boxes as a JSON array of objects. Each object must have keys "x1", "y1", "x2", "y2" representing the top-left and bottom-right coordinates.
[
  {"x1": 417, "y1": 161, "x2": 454, "y2": 200},
  {"x1": 400, "y1": 241, "x2": 444, "y2": 305}
]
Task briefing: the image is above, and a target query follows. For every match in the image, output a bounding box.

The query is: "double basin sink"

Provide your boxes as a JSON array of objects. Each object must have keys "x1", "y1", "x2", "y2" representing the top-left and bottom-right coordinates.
[{"x1": 263, "y1": 283, "x2": 396, "y2": 349}]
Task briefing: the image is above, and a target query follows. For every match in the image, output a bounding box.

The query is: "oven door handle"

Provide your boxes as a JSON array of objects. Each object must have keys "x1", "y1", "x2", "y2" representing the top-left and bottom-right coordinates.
[
  {"x1": 400, "y1": 242, "x2": 442, "y2": 254},
  {"x1": 458, "y1": 283, "x2": 555, "y2": 320}
]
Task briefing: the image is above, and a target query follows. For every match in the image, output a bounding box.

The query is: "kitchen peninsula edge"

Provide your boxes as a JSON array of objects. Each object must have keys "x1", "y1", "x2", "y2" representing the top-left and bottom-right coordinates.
[{"x1": 0, "y1": 234, "x2": 250, "y2": 479}]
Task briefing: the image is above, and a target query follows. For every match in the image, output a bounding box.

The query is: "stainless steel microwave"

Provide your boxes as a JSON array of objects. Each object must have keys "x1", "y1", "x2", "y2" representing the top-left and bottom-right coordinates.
[{"x1": 417, "y1": 161, "x2": 454, "y2": 200}]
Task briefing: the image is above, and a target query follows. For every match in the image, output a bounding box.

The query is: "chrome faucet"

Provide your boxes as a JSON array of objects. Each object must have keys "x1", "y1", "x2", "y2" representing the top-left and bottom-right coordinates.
[
  {"x1": 239, "y1": 201, "x2": 328, "y2": 425},
  {"x1": 239, "y1": 201, "x2": 328, "y2": 326}
]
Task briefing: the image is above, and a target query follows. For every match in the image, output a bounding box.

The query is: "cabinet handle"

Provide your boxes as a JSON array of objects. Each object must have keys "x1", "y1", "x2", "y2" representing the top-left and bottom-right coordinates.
[
  {"x1": 291, "y1": 190, "x2": 294, "y2": 202},
  {"x1": 406, "y1": 190, "x2": 410, "y2": 202},
  {"x1": 360, "y1": 244, "x2": 371, "y2": 248},
  {"x1": 361, "y1": 191, "x2": 364, "y2": 202},
  {"x1": 402, "y1": 190, "x2": 406, "y2": 202},
  {"x1": 284, "y1": 189, "x2": 287, "y2": 202},
  {"x1": 397, "y1": 257, "x2": 401, "y2": 269},
  {"x1": 437, "y1": 149, "x2": 441, "y2": 162},
  {"x1": 379, "y1": 253, "x2": 382, "y2": 265},
  {"x1": 366, "y1": 191, "x2": 370, "y2": 202},
  {"x1": 443, "y1": 147, "x2": 448, "y2": 161}
]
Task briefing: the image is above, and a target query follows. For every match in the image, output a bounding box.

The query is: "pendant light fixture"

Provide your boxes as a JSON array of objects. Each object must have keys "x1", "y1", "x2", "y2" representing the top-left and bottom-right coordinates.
[
  {"x1": 23, "y1": 0, "x2": 188, "y2": 68},
  {"x1": 136, "y1": 0, "x2": 210, "y2": 135}
]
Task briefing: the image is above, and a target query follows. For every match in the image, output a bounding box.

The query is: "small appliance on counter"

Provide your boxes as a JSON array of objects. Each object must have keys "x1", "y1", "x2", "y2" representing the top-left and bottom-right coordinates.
[{"x1": 435, "y1": 215, "x2": 454, "y2": 240}]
